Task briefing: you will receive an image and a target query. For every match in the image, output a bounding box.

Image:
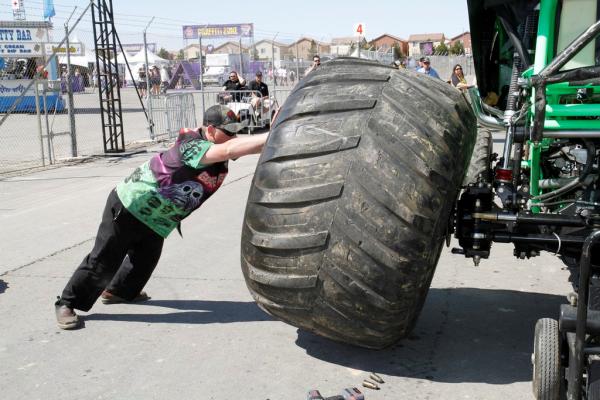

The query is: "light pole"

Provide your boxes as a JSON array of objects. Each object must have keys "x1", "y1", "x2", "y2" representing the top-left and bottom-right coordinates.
[
  {"x1": 143, "y1": 17, "x2": 155, "y2": 139},
  {"x1": 271, "y1": 32, "x2": 278, "y2": 91},
  {"x1": 65, "y1": 6, "x2": 78, "y2": 157}
]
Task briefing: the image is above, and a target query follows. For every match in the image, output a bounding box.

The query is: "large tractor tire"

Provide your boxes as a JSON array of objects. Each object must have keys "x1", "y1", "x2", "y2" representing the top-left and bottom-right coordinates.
[
  {"x1": 463, "y1": 126, "x2": 493, "y2": 186},
  {"x1": 241, "y1": 58, "x2": 477, "y2": 349}
]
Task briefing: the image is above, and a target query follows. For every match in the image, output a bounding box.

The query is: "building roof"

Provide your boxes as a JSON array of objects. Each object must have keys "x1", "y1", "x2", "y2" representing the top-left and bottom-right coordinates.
[
  {"x1": 408, "y1": 33, "x2": 445, "y2": 42},
  {"x1": 289, "y1": 37, "x2": 328, "y2": 46},
  {"x1": 450, "y1": 31, "x2": 470, "y2": 41},
  {"x1": 0, "y1": 21, "x2": 52, "y2": 28},
  {"x1": 213, "y1": 41, "x2": 248, "y2": 51},
  {"x1": 254, "y1": 39, "x2": 288, "y2": 48},
  {"x1": 182, "y1": 44, "x2": 209, "y2": 53},
  {"x1": 331, "y1": 36, "x2": 356, "y2": 45},
  {"x1": 369, "y1": 33, "x2": 407, "y2": 43}
]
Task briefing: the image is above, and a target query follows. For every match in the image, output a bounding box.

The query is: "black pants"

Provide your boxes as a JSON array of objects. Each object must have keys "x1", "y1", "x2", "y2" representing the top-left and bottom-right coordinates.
[{"x1": 58, "y1": 189, "x2": 164, "y2": 311}]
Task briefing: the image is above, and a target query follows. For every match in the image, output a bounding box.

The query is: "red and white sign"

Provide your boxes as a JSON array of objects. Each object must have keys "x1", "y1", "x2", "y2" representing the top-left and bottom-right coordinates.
[
  {"x1": 12, "y1": 0, "x2": 24, "y2": 11},
  {"x1": 353, "y1": 23, "x2": 365, "y2": 37}
]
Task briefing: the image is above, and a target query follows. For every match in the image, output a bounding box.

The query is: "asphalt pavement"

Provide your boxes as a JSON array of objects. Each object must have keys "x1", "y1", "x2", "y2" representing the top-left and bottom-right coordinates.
[{"x1": 0, "y1": 136, "x2": 571, "y2": 400}]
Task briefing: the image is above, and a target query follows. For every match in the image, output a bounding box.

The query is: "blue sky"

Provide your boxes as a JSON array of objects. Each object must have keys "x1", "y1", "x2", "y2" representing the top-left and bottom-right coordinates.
[{"x1": 2, "y1": 0, "x2": 470, "y2": 50}]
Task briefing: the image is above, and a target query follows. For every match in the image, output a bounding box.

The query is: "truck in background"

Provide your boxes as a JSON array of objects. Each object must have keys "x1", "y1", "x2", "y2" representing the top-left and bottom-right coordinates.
[{"x1": 202, "y1": 53, "x2": 249, "y2": 86}]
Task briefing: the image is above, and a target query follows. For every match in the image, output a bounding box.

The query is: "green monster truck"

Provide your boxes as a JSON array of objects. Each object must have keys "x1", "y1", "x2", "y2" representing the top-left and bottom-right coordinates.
[{"x1": 241, "y1": 1, "x2": 600, "y2": 398}]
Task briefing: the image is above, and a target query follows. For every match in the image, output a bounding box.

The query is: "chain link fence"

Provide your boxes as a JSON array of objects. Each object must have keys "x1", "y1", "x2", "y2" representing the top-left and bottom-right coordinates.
[
  {"x1": 0, "y1": 5, "x2": 149, "y2": 175},
  {"x1": 0, "y1": 4, "x2": 475, "y2": 175}
]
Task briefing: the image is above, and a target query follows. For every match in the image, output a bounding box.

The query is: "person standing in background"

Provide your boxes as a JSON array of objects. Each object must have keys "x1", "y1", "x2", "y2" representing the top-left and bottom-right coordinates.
[
  {"x1": 416, "y1": 57, "x2": 440, "y2": 79},
  {"x1": 304, "y1": 55, "x2": 321, "y2": 77}
]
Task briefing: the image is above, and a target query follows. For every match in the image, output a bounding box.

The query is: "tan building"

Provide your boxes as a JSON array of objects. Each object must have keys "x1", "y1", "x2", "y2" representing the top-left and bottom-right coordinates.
[
  {"x1": 369, "y1": 34, "x2": 409, "y2": 57},
  {"x1": 213, "y1": 41, "x2": 247, "y2": 55},
  {"x1": 449, "y1": 32, "x2": 472, "y2": 55},
  {"x1": 408, "y1": 33, "x2": 446, "y2": 56},
  {"x1": 288, "y1": 37, "x2": 330, "y2": 60},
  {"x1": 182, "y1": 44, "x2": 206, "y2": 60},
  {"x1": 253, "y1": 39, "x2": 287, "y2": 60}
]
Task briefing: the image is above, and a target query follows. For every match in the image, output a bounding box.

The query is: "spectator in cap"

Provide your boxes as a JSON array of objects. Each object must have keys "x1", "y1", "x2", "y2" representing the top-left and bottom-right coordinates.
[
  {"x1": 417, "y1": 57, "x2": 441, "y2": 79},
  {"x1": 248, "y1": 71, "x2": 271, "y2": 115},
  {"x1": 54, "y1": 105, "x2": 269, "y2": 330}
]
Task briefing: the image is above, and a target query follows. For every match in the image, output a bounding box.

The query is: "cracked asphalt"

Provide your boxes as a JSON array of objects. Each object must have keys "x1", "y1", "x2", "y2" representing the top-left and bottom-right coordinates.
[{"x1": 0, "y1": 139, "x2": 571, "y2": 399}]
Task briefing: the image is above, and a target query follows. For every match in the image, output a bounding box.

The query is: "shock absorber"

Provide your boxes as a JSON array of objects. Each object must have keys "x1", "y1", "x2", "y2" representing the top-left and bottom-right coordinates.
[
  {"x1": 500, "y1": 53, "x2": 523, "y2": 172},
  {"x1": 499, "y1": 10, "x2": 537, "y2": 173}
]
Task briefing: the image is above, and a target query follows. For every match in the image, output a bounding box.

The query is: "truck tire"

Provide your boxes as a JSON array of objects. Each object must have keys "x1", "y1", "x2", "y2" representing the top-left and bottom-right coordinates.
[
  {"x1": 463, "y1": 126, "x2": 493, "y2": 186},
  {"x1": 532, "y1": 318, "x2": 562, "y2": 400},
  {"x1": 241, "y1": 58, "x2": 477, "y2": 349}
]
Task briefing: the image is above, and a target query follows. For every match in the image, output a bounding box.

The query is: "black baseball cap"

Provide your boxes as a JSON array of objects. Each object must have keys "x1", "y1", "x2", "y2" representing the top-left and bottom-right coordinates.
[{"x1": 203, "y1": 105, "x2": 247, "y2": 135}]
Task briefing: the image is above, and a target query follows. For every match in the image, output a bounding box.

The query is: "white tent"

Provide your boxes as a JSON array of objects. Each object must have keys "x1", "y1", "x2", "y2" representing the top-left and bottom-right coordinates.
[
  {"x1": 58, "y1": 51, "x2": 97, "y2": 68},
  {"x1": 114, "y1": 52, "x2": 129, "y2": 65},
  {"x1": 128, "y1": 48, "x2": 169, "y2": 66},
  {"x1": 113, "y1": 50, "x2": 168, "y2": 67}
]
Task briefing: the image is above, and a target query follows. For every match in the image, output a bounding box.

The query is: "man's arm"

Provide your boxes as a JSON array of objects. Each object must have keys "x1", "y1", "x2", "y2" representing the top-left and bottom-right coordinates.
[{"x1": 200, "y1": 133, "x2": 268, "y2": 164}]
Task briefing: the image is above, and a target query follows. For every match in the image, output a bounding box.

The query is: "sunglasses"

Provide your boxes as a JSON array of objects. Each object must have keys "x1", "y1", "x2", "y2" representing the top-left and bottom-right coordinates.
[{"x1": 455, "y1": 67, "x2": 462, "y2": 70}]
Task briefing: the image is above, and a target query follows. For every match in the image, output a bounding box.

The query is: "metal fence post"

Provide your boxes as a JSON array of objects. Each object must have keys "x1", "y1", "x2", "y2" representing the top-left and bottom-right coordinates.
[
  {"x1": 34, "y1": 79, "x2": 46, "y2": 167},
  {"x1": 238, "y1": 37, "x2": 244, "y2": 78},
  {"x1": 198, "y1": 33, "x2": 205, "y2": 116},
  {"x1": 40, "y1": 42, "x2": 53, "y2": 165},
  {"x1": 272, "y1": 33, "x2": 278, "y2": 92},
  {"x1": 42, "y1": 84, "x2": 52, "y2": 164},
  {"x1": 65, "y1": 23, "x2": 77, "y2": 157},
  {"x1": 143, "y1": 18, "x2": 154, "y2": 140},
  {"x1": 295, "y1": 42, "x2": 299, "y2": 80}
]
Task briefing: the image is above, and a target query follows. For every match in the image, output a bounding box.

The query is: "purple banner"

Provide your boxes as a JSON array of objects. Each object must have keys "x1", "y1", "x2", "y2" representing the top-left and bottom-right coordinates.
[
  {"x1": 182, "y1": 24, "x2": 254, "y2": 39},
  {"x1": 420, "y1": 42, "x2": 434, "y2": 56}
]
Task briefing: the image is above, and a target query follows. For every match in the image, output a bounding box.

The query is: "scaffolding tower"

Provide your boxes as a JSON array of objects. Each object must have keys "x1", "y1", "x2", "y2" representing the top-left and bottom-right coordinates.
[{"x1": 91, "y1": 0, "x2": 124, "y2": 153}]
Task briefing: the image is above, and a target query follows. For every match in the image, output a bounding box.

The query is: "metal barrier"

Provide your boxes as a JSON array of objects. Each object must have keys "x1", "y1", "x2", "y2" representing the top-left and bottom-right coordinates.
[
  {"x1": 148, "y1": 88, "x2": 293, "y2": 136},
  {"x1": 149, "y1": 93, "x2": 197, "y2": 140}
]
